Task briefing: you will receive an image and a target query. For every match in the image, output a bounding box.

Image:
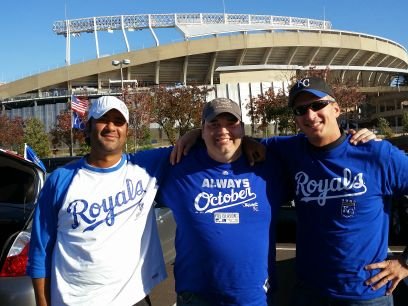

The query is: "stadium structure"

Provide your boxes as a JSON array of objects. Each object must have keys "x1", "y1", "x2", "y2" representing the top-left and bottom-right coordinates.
[{"x1": 0, "y1": 13, "x2": 407, "y2": 135}]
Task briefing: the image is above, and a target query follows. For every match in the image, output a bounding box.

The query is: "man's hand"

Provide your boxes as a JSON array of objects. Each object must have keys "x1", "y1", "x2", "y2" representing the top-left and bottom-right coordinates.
[
  {"x1": 364, "y1": 256, "x2": 408, "y2": 295},
  {"x1": 242, "y1": 136, "x2": 266, "y2": 166},
  {"x1": 170, "y1": 129, "x2": 201, "y2": 165},
  {"x1": 348, "y1": 128, "x2": 379, "y2": 145}
]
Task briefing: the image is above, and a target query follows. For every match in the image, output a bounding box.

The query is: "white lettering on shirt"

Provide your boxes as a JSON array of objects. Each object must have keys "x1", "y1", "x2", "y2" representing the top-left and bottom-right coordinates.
[{"x1": 295, "y1": 168, "x2": 367, "y2": 206}]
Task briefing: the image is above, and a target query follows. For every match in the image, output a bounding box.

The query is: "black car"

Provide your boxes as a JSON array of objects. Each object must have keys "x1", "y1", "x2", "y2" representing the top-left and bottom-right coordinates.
[
  {"x1": 0, "y1": 149, "x2": 45, "y2": 305},
  {"x1": 40, "y1": 156, "x2": 82, "y2": 173}
]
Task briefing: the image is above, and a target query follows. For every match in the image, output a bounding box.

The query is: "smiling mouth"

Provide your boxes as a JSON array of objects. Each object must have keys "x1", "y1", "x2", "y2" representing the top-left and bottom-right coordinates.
[
  {"x1": 102, "y1": 134, "x2": 118, "y2": 140},
  {"x1": 216, "y1": 137, "x2": 231, "y2": 144},
  {"x1": 305, "y1": 121, "x2": 322, "y2": 129}
]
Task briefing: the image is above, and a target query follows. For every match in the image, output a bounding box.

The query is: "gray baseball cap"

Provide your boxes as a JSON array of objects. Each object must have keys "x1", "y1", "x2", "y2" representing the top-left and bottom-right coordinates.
[{"x1": 202, "y1": 98, "x2": 242, "y2": 122}]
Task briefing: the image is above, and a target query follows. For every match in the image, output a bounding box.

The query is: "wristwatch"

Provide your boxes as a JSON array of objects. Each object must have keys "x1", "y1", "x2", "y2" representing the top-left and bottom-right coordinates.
[{"x1": 402, "y1": 247, "x2": 408, "y2": 268}]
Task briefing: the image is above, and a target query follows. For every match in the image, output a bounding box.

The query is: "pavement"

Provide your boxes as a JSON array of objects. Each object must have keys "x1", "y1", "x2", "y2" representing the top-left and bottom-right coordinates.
[
  {"x1": 150, "y1": 243, "x2": 408, "y2": 306},
  {"x1": 149, "y1": 263, "x2": 176, "y2": 306}
]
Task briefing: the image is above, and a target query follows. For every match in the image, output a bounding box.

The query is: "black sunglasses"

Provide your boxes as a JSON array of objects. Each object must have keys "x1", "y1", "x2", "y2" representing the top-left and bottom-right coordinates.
[{"x1": 292, "y1": 100, "x2": 335, "y2": 116}]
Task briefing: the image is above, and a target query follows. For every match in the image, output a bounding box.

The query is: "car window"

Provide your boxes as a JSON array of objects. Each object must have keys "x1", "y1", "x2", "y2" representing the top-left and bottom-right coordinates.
[{"x1": 0, "y1": 166, "x2": 35, "y2": 204}]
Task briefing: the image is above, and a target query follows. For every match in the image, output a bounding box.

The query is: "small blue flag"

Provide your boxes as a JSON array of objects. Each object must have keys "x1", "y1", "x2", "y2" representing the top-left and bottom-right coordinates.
[
  {"x1": 24, "y1": 144, "x2": 47, "y2": 172},
  {"x1": 72, "y1": 111, "x2": 86, "y2": 130}
]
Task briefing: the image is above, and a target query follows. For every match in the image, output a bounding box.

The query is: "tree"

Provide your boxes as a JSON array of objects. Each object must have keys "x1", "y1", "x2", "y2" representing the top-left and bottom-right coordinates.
[
  {"x1": 377, "y1": 117, "x2": 394, "y2": 138},
  {"x1": 149, "y1": 85, "x2": 213, "y2": 145},
  {"x1": 50, "y1": 109, "x2": 86, "y2": 155},
  {"x1": 248, "y1": 86, "x2": 296, "y2": 136},
  {"x1": 24, "y1": 118, "x2": 51, "y2": 157},
  {"x1": 402, "y1": 112, "x2": 408, "y2": 135},
  {"x1": 123, "y1": 90, "x2": 154, "y2": 151},
  {"x1": 0, "y1": 114, "x2": 24, "y2": 153},
  {"x1": 331, "y1": 81, "x2": 365, "y2": 129}
]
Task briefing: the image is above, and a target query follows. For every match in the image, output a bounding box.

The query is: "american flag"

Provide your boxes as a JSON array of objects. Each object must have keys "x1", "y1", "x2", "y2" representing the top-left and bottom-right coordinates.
[{"x1": 71, "y1": 95, "x2": 89, "y2": 116}]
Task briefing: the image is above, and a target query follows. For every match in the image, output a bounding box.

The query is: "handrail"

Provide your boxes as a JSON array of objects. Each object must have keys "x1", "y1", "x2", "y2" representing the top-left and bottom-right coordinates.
[{"x1": 53, "y1": 13, "x2": 332, "y2": 35}]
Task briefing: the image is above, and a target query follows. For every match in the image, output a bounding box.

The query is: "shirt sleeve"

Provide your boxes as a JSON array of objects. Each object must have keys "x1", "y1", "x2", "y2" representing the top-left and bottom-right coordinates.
[{"x1": 27, "y1": 175, "x2": 59, "y2": 278}]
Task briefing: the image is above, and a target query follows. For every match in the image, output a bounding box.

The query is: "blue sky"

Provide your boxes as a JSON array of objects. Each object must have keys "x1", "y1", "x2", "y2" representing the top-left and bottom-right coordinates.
[{"x1": 0, "y1": 0, "x2": 407, "y2": 82}]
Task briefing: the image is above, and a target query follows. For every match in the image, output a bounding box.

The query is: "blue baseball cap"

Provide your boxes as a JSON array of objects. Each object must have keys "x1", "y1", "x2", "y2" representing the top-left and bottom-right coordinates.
[{"x1": 288, "y1": 77, "x2": 335, "y2": 107}]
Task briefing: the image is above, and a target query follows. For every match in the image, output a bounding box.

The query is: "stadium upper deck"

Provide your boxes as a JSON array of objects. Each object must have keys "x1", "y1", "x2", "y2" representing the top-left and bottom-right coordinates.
[
  {"x1": 1, "y1": 13, "x2": 407, "y2": 100},
  {"x1": 0, "y1": 13, "x2": 407, "y2": 132}
]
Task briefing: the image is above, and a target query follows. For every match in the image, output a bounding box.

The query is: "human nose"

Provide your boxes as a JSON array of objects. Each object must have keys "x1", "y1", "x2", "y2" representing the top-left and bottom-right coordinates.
[
  {"x1": 104, "y1": 120, "x2": 117, "y2": 130},
  {"x1": 216, "y1": 125, "x2": 230, "y2": 133},
  {"x1": 302, "y1": 107, "x2": 317, "y2": 119}
]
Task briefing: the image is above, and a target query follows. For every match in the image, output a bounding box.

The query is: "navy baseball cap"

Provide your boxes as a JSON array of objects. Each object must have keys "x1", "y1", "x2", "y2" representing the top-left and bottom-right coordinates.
[{"x1": 288, "y1": 77, "x2": 335, "y2": 107}]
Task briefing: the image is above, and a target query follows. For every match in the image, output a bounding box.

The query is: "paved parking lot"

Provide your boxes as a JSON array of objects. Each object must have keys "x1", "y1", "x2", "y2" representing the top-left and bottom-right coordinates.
[{"x1": 150, "y1": 243, "x2": 408, "y2": 306}]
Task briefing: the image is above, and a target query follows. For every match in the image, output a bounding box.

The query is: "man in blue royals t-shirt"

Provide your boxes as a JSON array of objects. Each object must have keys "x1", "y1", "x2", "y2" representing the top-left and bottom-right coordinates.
[{"x1": 266, "y1": 77, "x2": 408, "y2": 306}]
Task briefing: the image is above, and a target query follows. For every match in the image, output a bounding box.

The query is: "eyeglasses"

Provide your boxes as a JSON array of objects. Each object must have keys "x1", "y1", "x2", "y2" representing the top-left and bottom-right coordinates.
[{"x1": 292, "y1": 100, "x2": 335, "y2": 116}]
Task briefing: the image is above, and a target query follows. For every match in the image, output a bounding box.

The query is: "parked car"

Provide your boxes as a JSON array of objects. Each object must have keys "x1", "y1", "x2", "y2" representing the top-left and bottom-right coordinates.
[
  {"x1": 390, "y1": 195, "x2": 408, "y2": 245},
  {"x1": 41, "y1": 156, "x2": 82, "y2": 173},
  {"x1": 0, "y1": 149, "x2": 45, "y2": 305},
  {"x1": 0, "y1": 153, "x2": 176, "y2": 305}
]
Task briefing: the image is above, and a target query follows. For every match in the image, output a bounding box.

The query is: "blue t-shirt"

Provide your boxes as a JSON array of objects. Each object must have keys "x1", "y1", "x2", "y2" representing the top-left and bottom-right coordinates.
[
  {"x1": 265, "y1": 134, "x2": 408, "y2": 299},
  {"x1": 157, "y1": 146, "x2": 285, "y2": 306}
]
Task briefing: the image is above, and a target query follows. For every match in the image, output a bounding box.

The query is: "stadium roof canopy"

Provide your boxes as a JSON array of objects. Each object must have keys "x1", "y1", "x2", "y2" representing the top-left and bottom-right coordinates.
[{"x1": 1, "y1": 13, "x2": 408, "y2": 100}]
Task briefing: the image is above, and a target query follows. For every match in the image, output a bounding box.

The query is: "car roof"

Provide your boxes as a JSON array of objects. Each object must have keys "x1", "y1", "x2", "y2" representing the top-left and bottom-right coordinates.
[
  {"x1": 40, "y1": 156, "x2": 82, "y2": 173},
  {"x1": 0, "y1": 149, "x2": 46, "y2": 173}
]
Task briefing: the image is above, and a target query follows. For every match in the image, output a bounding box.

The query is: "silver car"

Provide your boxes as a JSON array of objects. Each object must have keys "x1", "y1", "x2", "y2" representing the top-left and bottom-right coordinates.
[{"x1": 0, "y1": 152, "x2": 175, "y2": 305}]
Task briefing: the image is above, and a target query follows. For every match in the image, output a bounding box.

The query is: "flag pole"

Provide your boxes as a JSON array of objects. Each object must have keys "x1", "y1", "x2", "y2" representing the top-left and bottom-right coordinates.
[{"x1": 69, "y1": 96, "x2": 74, "y2": 156}]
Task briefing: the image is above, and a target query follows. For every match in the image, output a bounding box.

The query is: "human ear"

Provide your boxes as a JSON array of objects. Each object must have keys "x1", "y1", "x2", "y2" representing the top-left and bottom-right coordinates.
[{"x1": 333, "y1": 102, "x2": 341, "y2": 118}]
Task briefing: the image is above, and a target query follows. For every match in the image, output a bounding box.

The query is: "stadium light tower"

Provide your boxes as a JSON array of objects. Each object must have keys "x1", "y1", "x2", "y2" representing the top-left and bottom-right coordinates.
[{"x1": 112, "y1": 59, "x2": 130, "y2": 90}]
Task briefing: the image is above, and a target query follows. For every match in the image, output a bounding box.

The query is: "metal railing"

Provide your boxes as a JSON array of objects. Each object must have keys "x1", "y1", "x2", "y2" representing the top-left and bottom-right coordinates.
[{"x1": 53, "y1": 13, "x2": 332, "y2": 35}]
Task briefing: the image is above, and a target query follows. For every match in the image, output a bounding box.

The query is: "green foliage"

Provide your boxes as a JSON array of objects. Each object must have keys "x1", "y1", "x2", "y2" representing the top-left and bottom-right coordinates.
[
  {"x1": 24, "y1": 118, "x2": 51, "y2": 157},
  {"x1": 377, "y1": 117, "x2": 394, "y2": 138},
  {"x1": 402, "y1": 112, "x2": 408, "y2": 135},
  {"x1": 136, "y1": 144, "x2": 154, "y2": 152},
  {"x1": 127, "y1": 85, "x2": 213, "y2": 145},
  {"x1": 78, "y1": 142, "x2": 90, "y2": 156}
]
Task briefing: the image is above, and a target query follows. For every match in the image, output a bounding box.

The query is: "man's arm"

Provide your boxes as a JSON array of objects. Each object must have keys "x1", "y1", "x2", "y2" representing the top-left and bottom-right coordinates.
[
  {"x1": 170, "y1": 128, "x2": 378, "y2": 165},
  {"x1": 32, "y1": 278, "x2": 51, "y2": 306},
  {"x1": 365, "y1": 148, "x2": 408, "y2": 295},
  {"x1": 170, "y1": 129, "x2": 201, "y2": 165}
]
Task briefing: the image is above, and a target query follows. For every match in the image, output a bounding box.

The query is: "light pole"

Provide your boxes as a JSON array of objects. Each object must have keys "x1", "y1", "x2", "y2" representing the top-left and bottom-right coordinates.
[
  {"x1": 112, "y1": 59, "x2": 130, "y2": 91},
  {"x1": 112, "y1": 59, "x2": 136, "y2": 151}
]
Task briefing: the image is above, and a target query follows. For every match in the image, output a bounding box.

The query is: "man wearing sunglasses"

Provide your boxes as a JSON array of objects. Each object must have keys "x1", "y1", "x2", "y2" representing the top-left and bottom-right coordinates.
[
  {"x1": 271, "y1": 77, "x2": 408, "y2": 305},
  {"x1": 172, "y1": 77, "x2": 408, "y2": 305}
]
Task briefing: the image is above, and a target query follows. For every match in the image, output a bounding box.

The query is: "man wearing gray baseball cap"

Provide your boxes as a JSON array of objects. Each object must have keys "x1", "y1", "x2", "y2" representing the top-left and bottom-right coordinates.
[{"x1": 156, "y1": 97, "x2": 285, "y2": 305}]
